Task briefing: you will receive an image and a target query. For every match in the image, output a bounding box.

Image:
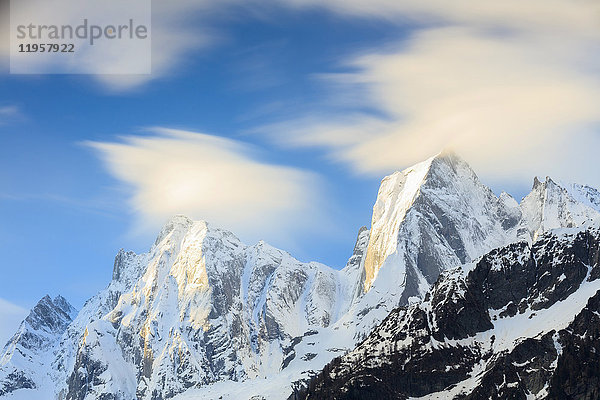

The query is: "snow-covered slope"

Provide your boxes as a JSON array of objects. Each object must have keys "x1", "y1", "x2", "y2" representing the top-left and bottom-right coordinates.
[
  {"x1": 565, "y1": 182, "x2": 600, "y2": 212},
  {"x1": 298, "y1": 227, "x2": 600, "y2": 400},
  {"x1": 0, "y1": 295, "x2": 76, "y2": 398}
]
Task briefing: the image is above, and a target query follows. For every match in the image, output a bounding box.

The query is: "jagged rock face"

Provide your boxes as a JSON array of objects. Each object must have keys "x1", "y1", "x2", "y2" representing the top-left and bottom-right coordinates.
[
  {"x1": 295, "y1": 228, "x2": 600, "y2": 400},
  {"x1": 469, "y1": 229, "x2": 600, "y2": 314},
  {"x1": 548, "y1": 291, "x2": 600, "y2": 400},
  {"x1": 0, "y1": 295, "x2": 76, "y2": 396},
  {"x1": 50, "y1": 217, "x2": 361, "y2": 400},
  {"x1": 363, "y1": 152, "x2": 523, "y2": 300},
  {"x1": 339, "y1": 227, "x2": 369, "y2": 305}
]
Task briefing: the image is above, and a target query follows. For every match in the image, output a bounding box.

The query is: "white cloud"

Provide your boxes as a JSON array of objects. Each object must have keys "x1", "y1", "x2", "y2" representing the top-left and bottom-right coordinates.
[
  {"x1": 256, "y1": 2, "x2": 600, "y2": 189},
  {"x1": 0, "y1": 298, "x2": 27, "y2": 347},
  {"x1": 86, "y1": 128, "x2": 331, "y2": 247}
]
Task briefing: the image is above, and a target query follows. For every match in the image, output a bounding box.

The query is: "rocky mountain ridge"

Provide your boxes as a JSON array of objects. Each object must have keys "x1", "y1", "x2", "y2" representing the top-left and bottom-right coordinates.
[{"x1": 1, "y1": 152, "x2": 600, "y2": 399}]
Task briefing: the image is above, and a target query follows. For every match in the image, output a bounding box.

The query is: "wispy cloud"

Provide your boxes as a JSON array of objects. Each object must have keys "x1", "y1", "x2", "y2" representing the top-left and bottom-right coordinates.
[
  {"x1": 86, "y1": 128, "x2": 332, "y2": 247},
  {"x1": 256, "y1": 0, "x2": 600, "y2": 188}
]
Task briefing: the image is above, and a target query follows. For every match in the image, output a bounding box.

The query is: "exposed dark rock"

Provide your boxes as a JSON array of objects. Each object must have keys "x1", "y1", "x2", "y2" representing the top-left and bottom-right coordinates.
[
  {"x1": 548, "y1": 291, "x2": 600, "y2": 400},
  {"x1": 294, "y1": 228, "x2": 600, "y2": 400}
]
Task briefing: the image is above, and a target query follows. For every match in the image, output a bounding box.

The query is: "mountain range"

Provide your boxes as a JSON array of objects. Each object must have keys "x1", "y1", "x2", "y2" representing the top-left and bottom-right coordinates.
[{"x1": 1, "y1": 152, "x2": 600, "y2": 400}]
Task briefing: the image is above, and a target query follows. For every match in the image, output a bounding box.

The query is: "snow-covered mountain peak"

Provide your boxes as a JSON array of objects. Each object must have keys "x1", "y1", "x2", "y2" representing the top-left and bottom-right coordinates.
[
  {"x1": 19, "y1": 295, "x2": 76, "y2": 338},
  {"x1": 521, "y1": 176, "x2": 600, "y2": 240},
  {"x1": 51, "y1": 295, "x2": 78, "y2": 320},
  {"x1": 153, "y1": 214, "x2": 195, "y2": 246},
  {"x1": 499, "y1": 191, "x2": 518, "y2": 207},
  {"x1": 361, "y1": 151, "x2": 518, "y2": 296},
  {"x1": 0, "y1": 295, "x2": 76, "y2": 397},
  {"x1": 531, "y1": 175, "x2": 548, "y2": 189}
]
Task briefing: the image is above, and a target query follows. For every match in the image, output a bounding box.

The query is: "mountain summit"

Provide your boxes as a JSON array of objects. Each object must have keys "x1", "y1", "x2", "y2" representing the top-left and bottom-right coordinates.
[
  {"x1": 521, "y1": 176, "x2": 600, "y2": 240},
  {"x1": 0, "y1": 295, "x2": 76, "y2": 397},
  {"x1": 362, "y1": 152, "x2": 524, "y2": 297}
]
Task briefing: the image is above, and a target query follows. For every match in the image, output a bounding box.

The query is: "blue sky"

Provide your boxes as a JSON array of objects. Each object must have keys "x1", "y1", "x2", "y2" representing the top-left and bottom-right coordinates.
[
  {"x1": 1, "y1": 0, "x2": 599, "y2": 344},
  {"x1": 0, "y1": 8, "x2": 394, "y2": 317}
]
